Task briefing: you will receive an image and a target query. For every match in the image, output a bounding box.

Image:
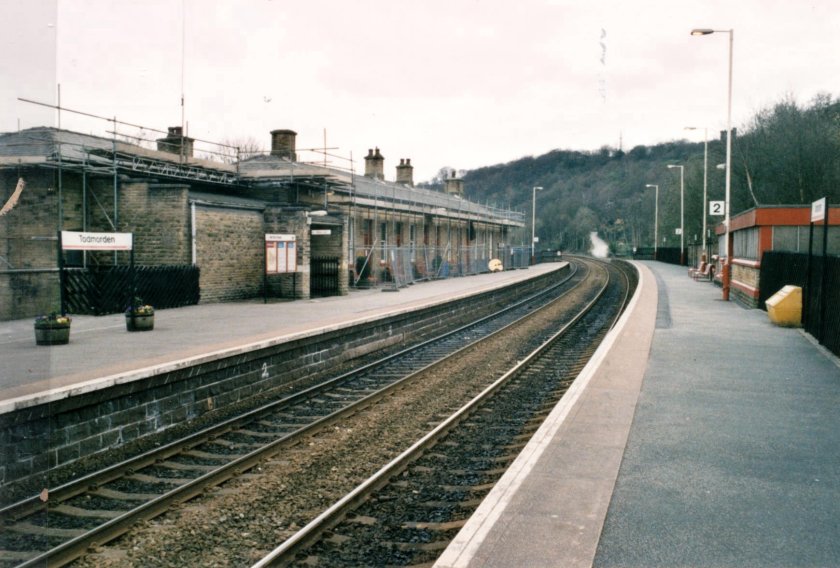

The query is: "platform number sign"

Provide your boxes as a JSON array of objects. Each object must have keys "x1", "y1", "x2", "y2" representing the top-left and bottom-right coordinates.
[{"x1": 709, "y1": 201, "x2": 725, "y2": 216}]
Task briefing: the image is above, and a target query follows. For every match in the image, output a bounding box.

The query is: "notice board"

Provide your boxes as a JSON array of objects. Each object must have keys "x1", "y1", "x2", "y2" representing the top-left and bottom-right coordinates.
[{"x1": 265, "y1": 234, "x2": 296, "y2": 274}]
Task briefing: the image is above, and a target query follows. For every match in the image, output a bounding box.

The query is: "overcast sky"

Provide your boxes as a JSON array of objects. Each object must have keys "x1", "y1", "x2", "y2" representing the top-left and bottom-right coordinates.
[{"x1": 3, "y1": 0, "x2": 839, "y2": 183}]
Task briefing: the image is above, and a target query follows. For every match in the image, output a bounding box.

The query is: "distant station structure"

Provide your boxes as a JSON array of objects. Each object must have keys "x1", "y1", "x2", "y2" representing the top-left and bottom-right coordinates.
[
  {"x1": 0, "y1": 113, "x2": 526, "y2": 320},
  {"x1": 714, "y1": 204, "x2": 839, "y2": 307}
]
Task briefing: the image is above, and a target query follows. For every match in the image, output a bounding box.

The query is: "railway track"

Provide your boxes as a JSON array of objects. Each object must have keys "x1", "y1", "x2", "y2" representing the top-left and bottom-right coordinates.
[
  {"x1": 253, "y1": 258, "x2": 635, "y2": 567},
  {"x1": 0, "y1": 260, "x2": 598, "y2": 568}
]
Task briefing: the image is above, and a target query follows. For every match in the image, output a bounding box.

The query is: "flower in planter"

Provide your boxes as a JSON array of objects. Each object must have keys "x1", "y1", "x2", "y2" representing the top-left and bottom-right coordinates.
[
  {"x1": 125, "y1": 296, "x2": 155, "y2": 316},
  {"x1": 34, "y1": 312, "x2": 72, "y2": 328}
]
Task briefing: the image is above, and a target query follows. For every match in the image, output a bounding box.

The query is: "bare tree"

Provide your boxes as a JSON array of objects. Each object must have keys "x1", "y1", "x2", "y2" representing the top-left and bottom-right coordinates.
[{"x1": 216, "y1": 136, "x2": 264, "y2": 164}]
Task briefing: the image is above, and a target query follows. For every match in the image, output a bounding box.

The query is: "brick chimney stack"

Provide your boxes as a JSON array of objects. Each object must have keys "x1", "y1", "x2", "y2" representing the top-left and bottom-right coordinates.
[
  {"x1": 156, "y1": 126, "x2": 194, "y2": 158},
  {"x1": 270, "y1": 129, "x2": 297, "y2": 161},
  {"x1": 396, "y1": 158, "x2": 414, "y2": 186},
  {"x1": 364, "y1": 148, "x2": 385, "y2": 180}
]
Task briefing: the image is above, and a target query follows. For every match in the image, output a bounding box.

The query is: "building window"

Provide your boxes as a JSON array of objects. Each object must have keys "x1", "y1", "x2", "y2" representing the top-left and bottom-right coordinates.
[
  {"x1": 733, "y1": 227, "x2": 759, "y2": 260},
  {"x1": 380, "y1": 222, "x2": 387, "y2": 257},
  {"x1": 772, "y1": 226, "x2": 802, "y2": 253},
  {"x1": 363, "y1": 219, "x2": 373, "y2": 248}
]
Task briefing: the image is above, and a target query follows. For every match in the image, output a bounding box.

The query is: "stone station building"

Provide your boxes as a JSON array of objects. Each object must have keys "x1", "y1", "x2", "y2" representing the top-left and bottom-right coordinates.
[{"x1": 0, "y1": 126, "x2": 526, "y2": 320}]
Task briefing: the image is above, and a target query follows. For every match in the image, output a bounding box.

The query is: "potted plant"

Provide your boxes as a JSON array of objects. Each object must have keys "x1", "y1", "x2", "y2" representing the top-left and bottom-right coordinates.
[
  {"x1": 34, "y1": 312, "x2": 72, "y2": 345},
  {"x1": 125, "y1": 297, "x2": 155, "y2": 332}
]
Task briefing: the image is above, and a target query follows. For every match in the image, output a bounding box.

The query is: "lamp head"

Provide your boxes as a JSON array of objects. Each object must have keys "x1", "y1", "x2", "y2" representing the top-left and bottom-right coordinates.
[
  {"x1": 667, "y1": 164, "x2": 681, "y2": 169},
  {"x1": 533, "y1": 186, "x2": 543, "y2": 191},
  {"x1": 691, "y1": 28, "x2": 715, "y2": 36},
  {"x1": 645, "y1": 184, "x2": 657, "y2": 188}
]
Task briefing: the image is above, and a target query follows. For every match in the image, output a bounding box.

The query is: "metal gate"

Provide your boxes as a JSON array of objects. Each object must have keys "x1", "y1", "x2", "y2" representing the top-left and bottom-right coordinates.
[{"x1": 311, "y1": 257, "x2": 340, "y2": 297}]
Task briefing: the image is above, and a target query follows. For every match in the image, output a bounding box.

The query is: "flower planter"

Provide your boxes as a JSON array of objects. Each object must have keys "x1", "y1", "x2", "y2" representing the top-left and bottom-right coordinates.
[
  {"x1": 126, "y1": 313, "x2": 154, "y2": 332},
  {"x1": 34, "y1": 324, "x2": 71, "y2": 345}
]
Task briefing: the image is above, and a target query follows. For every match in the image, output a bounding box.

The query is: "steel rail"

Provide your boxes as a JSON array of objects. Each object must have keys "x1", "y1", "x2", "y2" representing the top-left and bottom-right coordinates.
[
  {"x1": 252, "y1": 259, "x2": 617, "y2": 567},
  {"x1": 3, "y1": 263, "x2": 585, "y2": 567},
  {"x1": 1, "y1": 264, "x2": 577, "y2": 524}
]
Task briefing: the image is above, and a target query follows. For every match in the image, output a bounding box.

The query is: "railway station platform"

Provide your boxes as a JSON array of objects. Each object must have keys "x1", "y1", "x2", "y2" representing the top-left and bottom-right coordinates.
[
  {"x1": 436, "y1": 260, "x2": 840, "y2": 567},
  {"x1": 0, "y1": 264, "x2": 564, "y2": 410}
]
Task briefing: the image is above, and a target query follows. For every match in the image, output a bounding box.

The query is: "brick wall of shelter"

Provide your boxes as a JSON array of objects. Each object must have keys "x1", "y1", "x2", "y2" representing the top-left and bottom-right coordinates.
[
  {"x1": 732, "y1": 263, "x2": 760, "y2": 308},
  {"x1": 733, "y1": 264, "x2": 759, "y2": 289}
]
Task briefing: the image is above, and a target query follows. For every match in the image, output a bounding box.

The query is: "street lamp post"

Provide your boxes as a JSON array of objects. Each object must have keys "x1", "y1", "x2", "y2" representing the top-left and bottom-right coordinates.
[
  {"x1": 685, "y1": 126, "x2": 709, "y2": 262},
  {"x1": 531, "y1": 186, "x2": 542, "y2": 264},
  {"x1": 692, "y1": 27, "x2": 734, "y2": 300},
  {"x1": 667, "y1": 164, "x2": 685, "y2": 265},
  {"x1": 645, "y1": 184, "x2": 659, "y2": 257}
]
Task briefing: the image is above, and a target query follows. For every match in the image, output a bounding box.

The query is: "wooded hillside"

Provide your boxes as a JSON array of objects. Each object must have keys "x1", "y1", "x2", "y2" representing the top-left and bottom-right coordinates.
[{"x1": 422, "y1": 94, "x2": 840, "y2": 253}]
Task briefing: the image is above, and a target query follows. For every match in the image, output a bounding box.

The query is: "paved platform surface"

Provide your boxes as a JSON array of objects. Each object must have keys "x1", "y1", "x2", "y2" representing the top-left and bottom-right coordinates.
[
  {"x1": 0, "y1": 264, "x2": 562, "y2": 410},
  {"x1": 436, "y1": 260, "x2": 840, "y2": 567}
]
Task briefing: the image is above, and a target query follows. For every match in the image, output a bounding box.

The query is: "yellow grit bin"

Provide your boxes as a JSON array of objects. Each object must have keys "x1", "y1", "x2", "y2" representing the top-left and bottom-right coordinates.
[{"x1": 766, "y1": 285, "x2": 802, "y2": 327}]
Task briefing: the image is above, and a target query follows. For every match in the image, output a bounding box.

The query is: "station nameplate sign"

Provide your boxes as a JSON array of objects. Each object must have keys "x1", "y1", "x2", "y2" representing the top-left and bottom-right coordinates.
[
  {"x1": 311, "y1": 229, "x2": 331, "y2": 236},
  {"x1": 61, "y1": 231, "x2": 133, "y2": 251}
]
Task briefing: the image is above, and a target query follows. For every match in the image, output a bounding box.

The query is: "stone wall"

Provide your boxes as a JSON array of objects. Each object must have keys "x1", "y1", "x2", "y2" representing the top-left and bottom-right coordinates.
[
  {"x1": 0, "y1": 172, "x2": 195, "y2": 318},
  {"x1": 0, "y1": 271, "x2": 60, "y2": 321},
  {"x1": 1, "y1": 170, "x2": 63, "y2": 319},
  {"x1": 119, "y1": 182, "x2": 191, "y2": 266},
  {"x1": 194, "y1": 204, "x2": 264, "y2": 303}
]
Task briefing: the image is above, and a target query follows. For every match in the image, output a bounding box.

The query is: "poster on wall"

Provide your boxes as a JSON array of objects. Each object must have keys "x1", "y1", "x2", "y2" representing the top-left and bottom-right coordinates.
[{"x1": 265, "y1": 234, "x2": 296, "y2": 274}]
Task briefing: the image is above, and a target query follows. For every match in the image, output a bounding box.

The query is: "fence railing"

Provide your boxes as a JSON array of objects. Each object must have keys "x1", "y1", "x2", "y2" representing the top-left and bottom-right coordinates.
[
  {"x1": 650, "y1": 247, "x2": 684, "y2": 266},
  {"x1": 64, "y1": 265, "x2": 200, "y2": 315},
  {"x1": 759, "y1": 251, "x2": 840, "y2": 358}
]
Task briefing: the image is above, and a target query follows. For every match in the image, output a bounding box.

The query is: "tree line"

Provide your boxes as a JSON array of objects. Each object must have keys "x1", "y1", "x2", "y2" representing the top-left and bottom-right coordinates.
[{"x1": 423, "y1": 93, "x2": 840, "y2": 254}]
